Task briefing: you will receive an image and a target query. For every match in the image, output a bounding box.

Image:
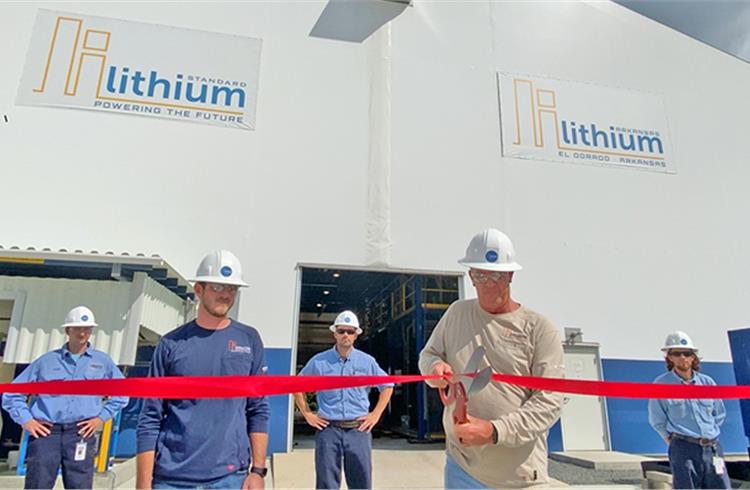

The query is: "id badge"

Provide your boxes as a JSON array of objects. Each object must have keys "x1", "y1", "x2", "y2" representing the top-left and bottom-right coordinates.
[
  {"x1": 75, "y1": 441, "x2": 87, "y2": 461},
  {"x1": 712, "y1": 456, "x2": 725, "y2": 475}
]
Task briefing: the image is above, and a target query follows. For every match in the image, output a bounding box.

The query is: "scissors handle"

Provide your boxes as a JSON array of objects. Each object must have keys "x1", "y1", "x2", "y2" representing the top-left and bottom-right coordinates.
[
  {"x1": 439, "y1": 382, "x2": 469, "y2": 424},
  {"x1": 451, "y1": 382, "x2": 469, "y2": 424},
  {"x1": 439, "y1": 383, "x2": 453, "y2": 406}
]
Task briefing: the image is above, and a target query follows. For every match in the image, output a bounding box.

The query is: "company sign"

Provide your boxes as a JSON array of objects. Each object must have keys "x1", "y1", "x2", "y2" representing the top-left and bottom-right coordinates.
[
  {"x1": 17, "y1": 10, "x2": 262, "y2": 130},
  {"x1": 498, "y1": 73, "x2": 674, "y2": 173}
]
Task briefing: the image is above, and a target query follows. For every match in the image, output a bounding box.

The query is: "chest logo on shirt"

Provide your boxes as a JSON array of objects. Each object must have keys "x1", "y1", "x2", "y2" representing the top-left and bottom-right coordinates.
[
  {"x1": 228, "y1": 340, "x2": 252, "y2": 354},
  {"x1": 89, "y1": 363, "x2": 104, "y2": 369}
]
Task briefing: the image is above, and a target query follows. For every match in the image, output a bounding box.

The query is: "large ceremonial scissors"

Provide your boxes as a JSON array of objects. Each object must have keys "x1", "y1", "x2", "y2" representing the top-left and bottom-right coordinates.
[{"x1": 439, "y1": 346, "x2": 492, "y2": 424}]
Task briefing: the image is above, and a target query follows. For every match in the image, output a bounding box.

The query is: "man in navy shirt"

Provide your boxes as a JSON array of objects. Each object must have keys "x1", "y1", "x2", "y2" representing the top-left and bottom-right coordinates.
[
  {"x1": 136, "y1": 250, "x2": 270, "y2": 489},
  {"x1": 2, "y1": 305, "x2": 128, "y2": 489},
  {"x1": 293, "y1": 310, "x2": 393, "y2": 489}
]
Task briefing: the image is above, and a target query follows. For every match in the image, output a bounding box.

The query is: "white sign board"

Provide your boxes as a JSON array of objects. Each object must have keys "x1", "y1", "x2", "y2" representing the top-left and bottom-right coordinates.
[
  {"x1": 498, "y1": 73, "x2": 674, "y2": 173},
  {"x1": 17, "y1": 10, "x2": 262, "y2": 130}
]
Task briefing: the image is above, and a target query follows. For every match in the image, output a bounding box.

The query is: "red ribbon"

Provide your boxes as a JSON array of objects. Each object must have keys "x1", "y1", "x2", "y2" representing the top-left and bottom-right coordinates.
[{"x1": 0, "y1": 373, "x2": 748, "y2": 399}]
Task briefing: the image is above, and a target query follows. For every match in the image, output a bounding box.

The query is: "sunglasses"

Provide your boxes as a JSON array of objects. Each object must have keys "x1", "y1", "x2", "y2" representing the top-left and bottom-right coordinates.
[
  {"x1": 668, "y1": 351, "x2": 695, "y2": 358},
  {"x1": 206, "y1": 283, "x2": 239, "y2": 294},
  {"x1": 336, "y1": 329, "x2": 357, "y2": 336}
]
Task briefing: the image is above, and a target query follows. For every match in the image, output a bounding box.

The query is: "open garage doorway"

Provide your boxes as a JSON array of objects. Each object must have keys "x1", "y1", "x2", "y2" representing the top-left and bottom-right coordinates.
[{"x1": 292, "y1": 265, "x2": 463, "y2": 447}]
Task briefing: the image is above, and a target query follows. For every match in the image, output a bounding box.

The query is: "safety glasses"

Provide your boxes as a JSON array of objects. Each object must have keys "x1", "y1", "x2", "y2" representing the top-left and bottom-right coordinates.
[
  {"x1": 336, "y1": 329, "x2": 357, "y2": 336},
  {"x1": 469, "y1": 270, "x2": 505, "y2": 284},
  {"x1": 206, "y1": 283, "x2": 239, "y2": 294}
]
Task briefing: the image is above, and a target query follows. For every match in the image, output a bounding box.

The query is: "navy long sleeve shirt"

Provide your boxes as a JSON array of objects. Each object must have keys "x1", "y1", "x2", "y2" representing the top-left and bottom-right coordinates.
[{"x1": 136, "y1": 320, "x2": 270, "y2": 483}]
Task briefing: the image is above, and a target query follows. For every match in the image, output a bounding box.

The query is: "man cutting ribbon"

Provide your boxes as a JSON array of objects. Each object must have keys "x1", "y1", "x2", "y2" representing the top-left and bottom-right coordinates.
[{"x1": 419, "y1": 228, "x2": 565, "y2": 488}]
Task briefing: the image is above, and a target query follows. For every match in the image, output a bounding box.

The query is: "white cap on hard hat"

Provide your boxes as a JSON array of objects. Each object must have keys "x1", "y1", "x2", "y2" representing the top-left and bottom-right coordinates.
[
  {"x1": 661, "y1": 331, "x2": 698, "y2": 352},
  {"x1": 458, "y1": 228, "x2": 522, "y2": 272},
  {"x1": 193, "y1": 250, "x2": 249, "y2": 287},
  {"x1": 329, "y1": 310, "x2": 362, "y2": 335},
  {"x1": 61, "y1": 306, "x2": 98, "y2": 328}
]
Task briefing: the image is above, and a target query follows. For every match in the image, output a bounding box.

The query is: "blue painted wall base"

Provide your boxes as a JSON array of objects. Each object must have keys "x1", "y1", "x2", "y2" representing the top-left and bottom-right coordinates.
[{"x1": 602, "y1": 359, "x2": 746, "y2": 454}]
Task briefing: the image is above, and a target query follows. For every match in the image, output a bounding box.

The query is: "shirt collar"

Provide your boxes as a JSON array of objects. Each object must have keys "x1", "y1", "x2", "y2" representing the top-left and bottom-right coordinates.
[
  {"x1": 62, "y1": 342, "x2": 93, "y2": 358},
  {"x1": 670, "y1": 369, "x2": 696, "y2": 384},
  {"x1": 330, "y1": 345, "x2": 357, "y2": 362}
]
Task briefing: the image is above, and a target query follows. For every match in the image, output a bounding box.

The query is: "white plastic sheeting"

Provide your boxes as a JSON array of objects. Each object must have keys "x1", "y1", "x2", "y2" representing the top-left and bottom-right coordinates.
[{"x1": 0, "y1": 273, "x2": 188, "y2": 365}]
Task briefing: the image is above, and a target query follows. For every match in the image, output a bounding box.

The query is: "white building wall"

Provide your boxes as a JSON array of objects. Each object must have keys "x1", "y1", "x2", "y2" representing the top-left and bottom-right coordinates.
[
  {"x1": 1, "y1": 2, "x2": 748, "y2": 361},
  {"x1": 388, "y1": 1, "x2": 750, "y2": 361}
]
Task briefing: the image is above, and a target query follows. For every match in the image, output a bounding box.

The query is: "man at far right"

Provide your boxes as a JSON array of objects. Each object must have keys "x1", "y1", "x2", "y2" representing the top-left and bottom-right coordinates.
[{"x1": 648, "y1": 331, "x2": 731, "y2": 489}]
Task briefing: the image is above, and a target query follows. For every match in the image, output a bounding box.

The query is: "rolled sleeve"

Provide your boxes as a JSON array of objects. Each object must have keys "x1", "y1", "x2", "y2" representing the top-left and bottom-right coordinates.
[
  {"x1": 372, "y1": 361, "x2": 393, "y2": 390},
  {"x1": 1, "y1": 362, "x2": 39, "y2": 427},
  {"x1": 648, "y1": 398, "x2": 670, "y2": 441},
  {"x1": 98, "y1": 359, "x2": 129, "y2": 421}
]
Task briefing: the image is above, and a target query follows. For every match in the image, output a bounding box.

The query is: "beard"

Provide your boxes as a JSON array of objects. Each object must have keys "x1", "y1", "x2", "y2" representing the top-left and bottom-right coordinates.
[{"x1": 204, "y1": 301, "x2": 232, "y2": 318}]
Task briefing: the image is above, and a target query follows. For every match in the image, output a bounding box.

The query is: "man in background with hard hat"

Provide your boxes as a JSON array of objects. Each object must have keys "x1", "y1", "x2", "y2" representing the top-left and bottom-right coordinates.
[
  {"x1": 136, "y1": 250, "x2": 270, "y2": 490},
  {"x1": 2, "y1": 306, "x2": 128, "y2": 489},
  {"x1": 648, "y1": 331, "x2": 730, "y2": 489},
  {"x1": 293, "y1": 310, "x2": 393, "y2": 489},
  {"x1": 419, "y1": 228, "x2": 564, "y2": 488}
]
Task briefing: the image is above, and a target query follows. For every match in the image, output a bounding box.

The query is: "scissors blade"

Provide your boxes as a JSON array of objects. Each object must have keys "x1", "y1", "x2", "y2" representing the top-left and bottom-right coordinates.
[
  {"x1": 467, "y1": 366, "x2": 491, "y2": 396},
  {"x1": 464, "y1": 346, "x2": 486, "y2": 374},
  {"x1": 458, "y1": 346, "x2": 487, "y2": 391}
]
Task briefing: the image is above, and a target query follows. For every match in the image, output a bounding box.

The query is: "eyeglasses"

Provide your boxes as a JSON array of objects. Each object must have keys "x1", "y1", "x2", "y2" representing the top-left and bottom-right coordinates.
[
  {"x1": 206, "y1": 283, "x2": 239, "y2": 294},
  {"x1": 470, "y1": 270, "x2": 505, "y2": 284},
  {"x1": 668, "y1": 351, "x2": 695, "y2": 358},
  {"x1": 336, "y1": 329, "x2": 357, "y2": 336}
]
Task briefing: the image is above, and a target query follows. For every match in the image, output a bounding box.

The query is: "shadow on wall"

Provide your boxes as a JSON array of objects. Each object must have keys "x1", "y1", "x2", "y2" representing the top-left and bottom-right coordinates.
[{"x1": 310, "y1": 0, "x2": 409, "y2": 43}]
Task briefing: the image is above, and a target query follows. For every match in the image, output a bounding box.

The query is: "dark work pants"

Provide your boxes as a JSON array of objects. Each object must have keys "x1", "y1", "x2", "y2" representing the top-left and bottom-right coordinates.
[
  {"x1": 669, "y1": 437, "x2": 731, "y2": 489},
  {"x1": 24, "y1": 423, "x2": 95, "y2": 489},
  {"x1": 315, "y1": 425, "x2": 372, "y2": 489}
]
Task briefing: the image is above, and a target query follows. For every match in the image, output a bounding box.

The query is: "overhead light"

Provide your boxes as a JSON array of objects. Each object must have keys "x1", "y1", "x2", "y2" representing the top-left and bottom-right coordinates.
[
  {"x1": 316, "y1": 303, "x2": 323, "y2": 308},
  {"x1": 323, "y1": 290, "x2": 330, "y2": 295},
  {"x1": 332, "y1": 272, "x2": 340, "y2": 278}
]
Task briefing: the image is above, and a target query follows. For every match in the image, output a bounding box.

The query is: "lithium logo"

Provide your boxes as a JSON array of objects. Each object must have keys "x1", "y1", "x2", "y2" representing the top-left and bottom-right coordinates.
[
  {"x1": 19, "y1": 10, "x2": 262, "y2": 129},
  {"x1": 499, "y1": 73, "x2": 674, "y2": 172},
  {"x1": 33, "y1": 16, "x2": 246, "y2": 118},
  {"x1": 512, "y1": 79, "x2": 664, "y2": 163}
]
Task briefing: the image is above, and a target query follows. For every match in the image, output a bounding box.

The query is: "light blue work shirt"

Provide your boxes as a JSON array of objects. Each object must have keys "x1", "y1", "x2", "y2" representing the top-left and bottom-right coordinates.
[
  {"x1": 648, "y1": 370, "x2": 726, "y2": 440},
  {"x1": 1, "y1": 344, "x2": 128, "y2": 426},
  {"x1": 300, "y1": 346, "x2": 392, "y2": 421}
]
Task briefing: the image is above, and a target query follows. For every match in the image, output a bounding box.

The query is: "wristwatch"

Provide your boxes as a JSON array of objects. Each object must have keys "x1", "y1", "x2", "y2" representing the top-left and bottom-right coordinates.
[{"x1": 250, "y1": 466, "x2": 268, "y2": 478}]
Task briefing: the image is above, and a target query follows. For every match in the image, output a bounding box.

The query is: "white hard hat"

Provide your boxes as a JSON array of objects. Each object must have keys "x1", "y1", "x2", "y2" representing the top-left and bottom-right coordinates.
[
  {"x1": 661, "y1": 331, "x2": 698, "y2": 352},
  {"x1": 61, "y1": 306, "x2": 98, "y2": 328},
  {"x1": 193, "y1": 250, "x2": 249, "y2": 287},
  {"x1": 329, "y1": 310, "x2": 362, "y2": 335},
  {"x1": 458, "y1": 228, "x2": 522, "y2": 272}
]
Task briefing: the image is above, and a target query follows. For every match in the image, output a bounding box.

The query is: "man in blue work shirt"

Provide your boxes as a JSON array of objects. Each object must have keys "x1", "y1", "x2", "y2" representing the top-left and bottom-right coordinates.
[
  {"x1": 136, "y1": 250, "x2": 270, "y2": 489},
  {"x1": 2, "y1": 305, "x2": 128, "y2": 489},
  {"x1": 648, "y1": 331, "x2": 730, "y2": 489},
  {"x1": 293, "y1": 310, "x2": 393, "y2": 490}
]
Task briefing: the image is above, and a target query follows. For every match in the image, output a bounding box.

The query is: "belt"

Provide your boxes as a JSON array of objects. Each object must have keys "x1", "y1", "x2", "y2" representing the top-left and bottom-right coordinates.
[
  {"x1": 671, "y1": 433, "x2": 718, "y2": 447},
  {"x1": 329, "y1": 420, "x2": 361, "y2": 429}
]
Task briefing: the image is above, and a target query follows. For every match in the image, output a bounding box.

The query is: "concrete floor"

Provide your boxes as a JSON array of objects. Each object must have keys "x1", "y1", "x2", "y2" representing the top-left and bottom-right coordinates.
[
  {"x1": 277, "y1": 436, "x2": 641, "y2": 489},
  {"x1": 15, "y1": 440, "x2": 742, "y2": 488},
  {"x1": 277, "y1": 436, "x2": 447, "y2": 488}
]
